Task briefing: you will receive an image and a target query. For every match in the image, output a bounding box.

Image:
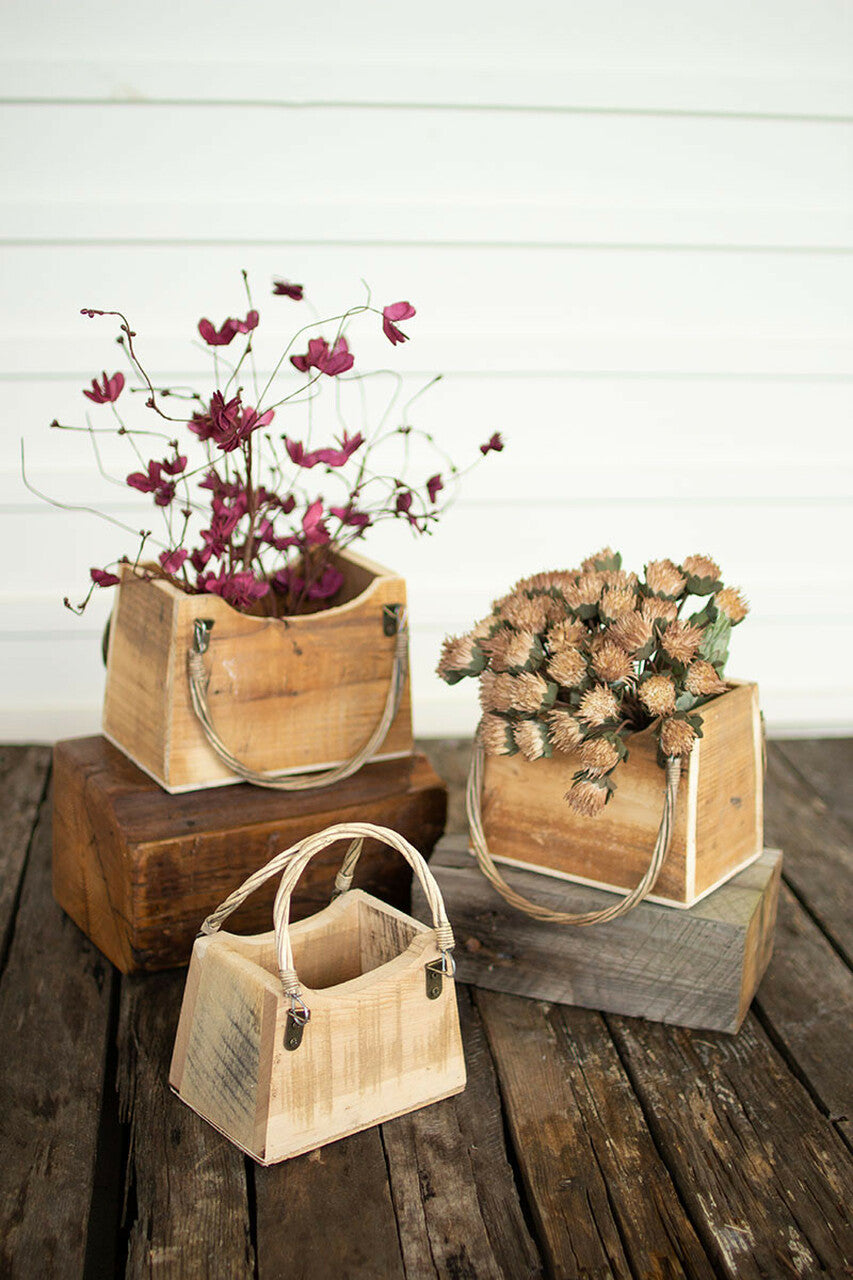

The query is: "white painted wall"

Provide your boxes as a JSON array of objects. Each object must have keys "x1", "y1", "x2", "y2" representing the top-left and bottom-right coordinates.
[{"x1": 1, "y1": 0, "x2": 852, "y2": 741}]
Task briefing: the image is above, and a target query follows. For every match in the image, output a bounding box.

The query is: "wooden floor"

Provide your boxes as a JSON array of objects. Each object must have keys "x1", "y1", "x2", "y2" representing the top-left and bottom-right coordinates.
[{"x1": 1, "y1": 739, "x2": 851, "y2": 1279}]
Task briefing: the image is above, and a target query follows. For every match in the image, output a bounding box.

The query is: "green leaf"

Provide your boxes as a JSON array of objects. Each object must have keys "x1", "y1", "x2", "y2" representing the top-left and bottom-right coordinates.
[
  {"x1": 698, "y1": 613, "x2": 731, "y2": 670},
  {"x1": 675, "y1": 691, "x2": 700, "y2": 712}
]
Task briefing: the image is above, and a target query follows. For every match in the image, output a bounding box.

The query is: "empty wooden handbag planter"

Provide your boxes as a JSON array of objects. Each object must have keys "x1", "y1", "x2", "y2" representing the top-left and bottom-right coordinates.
[
  {"x1": 469, "y1": 682, "x2": 763, "y2": 917},
  {"x1": 170, "y1": 823, "x2": 466, "y2": 1165},
  {"x1": 103, "y1": 549, "x2": 413, "y2": 793}
]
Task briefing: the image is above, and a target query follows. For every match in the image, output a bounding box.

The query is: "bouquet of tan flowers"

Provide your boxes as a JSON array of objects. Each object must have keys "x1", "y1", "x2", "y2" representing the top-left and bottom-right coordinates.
[{"x1": 437, "y1": 548, "x2": 748, "y2": 816}]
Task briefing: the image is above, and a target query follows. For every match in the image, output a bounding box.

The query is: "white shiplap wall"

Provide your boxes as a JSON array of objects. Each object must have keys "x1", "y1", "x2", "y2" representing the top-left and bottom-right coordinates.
[{"x1": 1, "y1": 0, "x2": 852, "y2": 740}]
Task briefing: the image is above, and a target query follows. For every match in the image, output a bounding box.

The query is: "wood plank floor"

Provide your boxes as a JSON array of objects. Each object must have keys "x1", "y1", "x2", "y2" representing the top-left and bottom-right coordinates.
[{"x1": 0, "y1": 739, "x2": 851, "y2": 1279}]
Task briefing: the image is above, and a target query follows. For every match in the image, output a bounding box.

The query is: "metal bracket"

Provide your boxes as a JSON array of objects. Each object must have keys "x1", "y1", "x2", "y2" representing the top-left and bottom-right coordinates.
[
  {"x1": 193, "y1": 618, "x2": 215, "y2": 654},
  {"x1": 284, "y1": 997, "x2": 311, "y2": 1051},
  {"x1": 425, "y1": 952, "x2": 456, "y2": 1000},
  {"x1": 382, "y1": 604, "x2": 403, "y2": 637}
]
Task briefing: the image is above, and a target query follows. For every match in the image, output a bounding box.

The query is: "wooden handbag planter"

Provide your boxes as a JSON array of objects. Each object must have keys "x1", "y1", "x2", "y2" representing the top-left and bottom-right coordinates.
[
  {"x1": 474, "y1": 682, "x2": 763, "y2": 910},
  {"x1": 170, "y1": 823, "x2": 466, "y2": 1165},
  {"x1": 102, "y1": 549, "x2": 413, "y2": 794}
]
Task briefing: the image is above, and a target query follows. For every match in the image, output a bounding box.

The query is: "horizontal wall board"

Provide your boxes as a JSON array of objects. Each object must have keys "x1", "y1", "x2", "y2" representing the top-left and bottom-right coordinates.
[
  {"x1": 2, "y1": 105, "x2": 851, "y2": 248},
  {"x1": 2, "y1": 246, "x2": 852, "y2": 378},
  {"x1": 2, "y1": 0, "x2": 852, "y2": 116}
]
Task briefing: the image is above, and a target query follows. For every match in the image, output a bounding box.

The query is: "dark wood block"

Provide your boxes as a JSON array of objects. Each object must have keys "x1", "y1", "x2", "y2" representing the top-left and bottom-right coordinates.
[
  {"x1": 53, "y1": 736, "x2": 447, "y2": 974},
  {"x1": 414, "y1": 836, "x2": 781, "y2": 1033}
]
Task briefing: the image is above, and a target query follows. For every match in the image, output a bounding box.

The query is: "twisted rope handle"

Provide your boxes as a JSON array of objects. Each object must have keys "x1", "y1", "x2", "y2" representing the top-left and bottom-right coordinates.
[
  {"x1": 187, "y1": 610, "x2": 409, "y2": 790},
  {"x1": 466, "y1": 733, "x2": 682, "y2": 925},
  {"x1": 199, "y1": 822, "x2": 455, "y2": 1007}
]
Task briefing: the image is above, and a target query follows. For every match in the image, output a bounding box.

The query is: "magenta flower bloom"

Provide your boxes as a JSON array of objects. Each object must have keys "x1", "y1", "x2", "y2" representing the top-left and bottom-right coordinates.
[
  {"x1": 190, "y1": 392, "x2": 265, "y2": 453},
  {"x1": 83, "y1": 371, "x2": 125, "y2": 404},
  {"x1": 272, "y1": 566, "x2": 304, "y2": 597},
  {"x1": 290, "y1": 336, "x2": 354, "y2": 377},
  {"x1": 302, "y1": 499, "x2": 330, "y2": 546},
  {"x1": 90, "y1": 567, "x2": 121, "y2": 587},
  {"x1": 197, "y1": 317, "x2": 238, "y2": 347},
  {"x1": 231, "y1": 309, "x2": 260, "y2": 335},
  {"x1": 480, "y1": 432, "x2": 504, "y2": 456},
  {"x1": 285, "y1": 431, "x2": 364, "y2": 470},
  {"x1": 382, "y1": 302, "x2": 416, "y2": 346},
  {"x1": 159, "y1": 548, "x2": 188, "y2": 574},
  {"x1": 126, "y1": 460, "x2": 162, "y2": 493},
  {"x1": 395, "y1": 490, "x2": 413, "y2": 515},
  {"x1": 200, "y1": 569, "x2": 270, "y2": 609},
  {"x1": 161, "y1": 454, "x2": 188, "y2": 476},
  {"x1": 307, "y1": 565, "x2": 345, "y2": 600},
  {"x1": 426, "y1": 473, "x2": 443, "y2": 503},
  {"x1": 321, "y1": 337, "x2": 354, "y2": 376},
  {"x1": 272, "y1": 279, "x2": 304, "y2": 300},
  {"x1": 330, "y1": 503, "x2": 371, "y2": 530}
]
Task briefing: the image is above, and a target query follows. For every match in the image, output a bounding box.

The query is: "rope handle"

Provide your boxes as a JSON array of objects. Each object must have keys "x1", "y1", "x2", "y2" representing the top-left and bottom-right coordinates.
[
  {"x1": 466, "y1": 732, "x2": 682, "y2": 925},
  {"x1": 198, "y1": 822, "x2": 455, "y2": 1007},
  {"x1": 187, "y1": 606, "x2": 409, "y2": 791}
]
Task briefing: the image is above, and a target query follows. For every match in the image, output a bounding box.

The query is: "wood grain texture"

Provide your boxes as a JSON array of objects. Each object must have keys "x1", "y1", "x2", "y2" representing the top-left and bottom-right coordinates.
[
  {"x1": 608, "y1": 1012, "x2": 853, "y2": 1278},
  {"x1": 775, "y1": 737, "x2": 853, "y2": 832},
  {"x1": 476, "y1": 990, "x2": 715, "y2": 1279},
  {"x1": 103, "y1": 549, "x2": 412, "y2": 792},
  {"x1": 118, "y1": 970, "x2": 255, "y2": 1279},
  {"x1": 482, "y1": 683, "x2": 762, "y2": 906},
  {"x1": 52, "y1": 735, "x2": 447, "y2": 972},
  {"x1": 0, "y1": 792, "x2": 114, "y2": 1279},
  {"x1": 0, "y1": 744, "x2": 50, "y2": 961},
  {"x1": 416, "y1": 837, "x2": 780, "y2": 1033}
]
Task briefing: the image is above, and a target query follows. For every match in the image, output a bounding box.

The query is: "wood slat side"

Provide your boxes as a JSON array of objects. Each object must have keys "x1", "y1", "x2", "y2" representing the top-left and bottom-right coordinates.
[
  {"x1": 754, "y1": 881, "x2": 853, "y2": 1124},
  {"x1": 765, "y1": 744, "x2": 853, "y2": 963},
  {"x1": 0, "y1": 744, "x2": 50, "y2": 965},
  {"x1": 475, "y1": 990, "x2": 716, "y2": 1280},
  {"x1": 0, "y1": 795, "x2": 114, "y2": 1279},
  {"x1": 607, "y1": 1012, "x2": 853, "y2": 1278},
  {"x1": 774, "y1": 738, "x2": 853, "y2": 833},
  {"x1": 117, "y1": 971, "x2": 255, "y2": 1280},
  {"x1": 381, "y1": 987, "x2": 541, "y2": 1280}
]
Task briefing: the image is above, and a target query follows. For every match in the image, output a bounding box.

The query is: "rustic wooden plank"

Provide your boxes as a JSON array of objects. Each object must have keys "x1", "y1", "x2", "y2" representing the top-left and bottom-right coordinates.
[
  {"x1": 608, "y1": 1012, "x2": 853, "y2": 1278},
  {"x1": 774, "y1": 738, "x2": 853, "y2": 832},
  {"x1": 475, "y1": 989, "x2": 716, "y2": 1280},
  {"x1": 0, "y1": 792, "x2": 114, "y2": 1279},
  {"x1": 380, "y1": 986, "x2": 541, "y2": 1279},
  {"x1": 765, "y1": 744, "x2": 852, "y2": 963},
  {"x1": 417, "y1": 737, "x2": 471, "y2": 836},
  {"x1": 0, "y1": 744, "x2": 51, "y2": 963},
  {"x1": 754, "y1": 881, "x2": 853, "y2": 1123},
  {"x1": 117, "y1": 970, "x2": 255, "y2": 1279}
]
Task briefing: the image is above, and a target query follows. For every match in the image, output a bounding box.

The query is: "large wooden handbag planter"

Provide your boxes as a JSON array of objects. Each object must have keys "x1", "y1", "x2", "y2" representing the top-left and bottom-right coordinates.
[
  {"x1": 170, "y1": 824, "x2": 466, "y2": 1165},
  {"x1": 102, "y1": 549, "x2": 413, "y2": 793},
  {"x1": 476, "y1": 682, "x2": 763, "y2": 910}
]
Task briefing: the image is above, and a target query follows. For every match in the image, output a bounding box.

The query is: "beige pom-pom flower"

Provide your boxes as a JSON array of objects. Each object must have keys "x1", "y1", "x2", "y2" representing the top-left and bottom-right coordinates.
[
  {"x1": 436, "y1": 633, "x2": 484, "y2": 683},
  {"x1": 659, "y1": 717, "x2": 698, "y2": 757},
  {"x1": 660, "y1": 620, "x2": 704, "y2": 664},
  {"x1": 602, "y1": 569, "x2": 638, "y2": 590},
  {"x1": 581, "y1": 547, "x2": 618, "y2": 572},
  {"x1": 480, "y1": 713, "x2": 515, "y2": 757},
  {"x1": 641, "y1": 597, "x2": 679, "y2": 624},
  {"x1": 579, "y1": 735, "x2": 620, "y2": 777},
  {"x1": 498, "y1": 593, "x2": 549, "y2": 633},
  {"x1": 513, "y1": 718, "x2": 551, "y2": 762},
  {"x1": 591, "y1": 639, "x2": 635, "y2": 684},
  {"x1": 682, "y1": 554, "x2": 721, "y2": 582},
  {"x1": 514, "y1": 569, "x2": 577, "y2": 595},
  {"x1": 599, "y1": 586, "x2": 637, "y2": 622},
  {"x1": 479, "y1": 671, "x2": 513, "y2": 714},
  {"x1": 481, "y1": 671, "x2": 555, "y2": 715},
  {"x1": 645, "y1": 558, "x2": 687, "y2": 599},
  {"x1": 609, "y1": 611, "x2": 655, "y2": 655},
  {"x1": 547, "y1": 646, "x2": 587, "y2": 688},
  {"x1": 485, "y1": 628, "x2": 542, "y2": 674},
  {"x1": 566, "y1": 777, "x2": 609, "y2": 817},
  {"x1": 577, "y1": 683, "x2": 620, "y2": 726},
  {"x1": 470, "y1": 613, "x2": 501, "y2": 641},
  {"x1": 546, "y1": 618, "x2": 587, "y2": 652},
  {"x1": 563, "y1": 574, "x2": 604, "y2": 611},
  {"x1": 714, "y1": 586, "x2": 749, "y2": 624},
  {"x1": 548, "y1": 708, "x2": 586, "y2": 752},
  {"x1": 685, "y1": 659, "x2": 727, "y2": 696},
  {"x1": 639, "y1": 674, "x2": 677, "y2": 716}
]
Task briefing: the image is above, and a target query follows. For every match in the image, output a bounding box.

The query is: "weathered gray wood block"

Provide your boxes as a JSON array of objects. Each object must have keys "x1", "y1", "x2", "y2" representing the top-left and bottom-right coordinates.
[{"x1": 413, "y1": 837, "x2": 782, "y2": 1033}]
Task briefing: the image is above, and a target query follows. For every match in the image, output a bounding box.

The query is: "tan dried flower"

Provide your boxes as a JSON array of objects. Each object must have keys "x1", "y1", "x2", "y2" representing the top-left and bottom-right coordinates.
[
  {"x1": 497, "y1": 593, "x2": 549, "y2": 633},
  {"x1": 578, "y1": 736, "x2": 620, "y2": 777},
  {"x1": 470, "y1": 613, "x2": 500, "y2": 641},
  {"x1": 566, "y1": 777, "x2": 608, "y2": 817},
  {"x1": 547, "y1": 646, "x2": 587, "y2": 688},
  {"x1": 480, "y1": 713, "x2": 514, "y2": 757},
  {"x1": 563, "y1": 574, "x2": 604, "y2": 610},
  {"x1": 513, "y1": 718, "x2": 550, "y2": 762},
  {"x1": 639, "y1": 674, "x2": 677, "y2": 716},
  {"x1": 714, "y1": 586, "x2": 749, "y2": 624},
  {"x1": 514, "y1": 569, "x2": 577, "y2": 595},
  {"x1": 547, "y1": 619, "x2": 587, "y2": 652},
  {"x1": 602, "y1": 569, "x2": 638, "y2": 590},
  {"x1": 577, "y1": 684, "x2": 620, "y2": 726},
  {"x1": 659, "y1": 717, "x2": 698, "y2": 757},
  {"x1": 436, "y1": 633, "x2": 481, "y2": 681},
  {"x1": 682, "y1": 554, "x2": 721, "y2": 583},
  {"x1": 641, "y1": 597, "x2": 678, "y2": 624},
  {"x1": 484, "y1": 628, "x2": 541, "y2": 674},
  {"x1": 481, "y1": 671, "x2": 554, "y2": 715},
  {"x1": 660, "y1": 620, "x2": 704, "y2": 664},
  {"x1": 479, "y1": 671, "x2": 513, "y2": 714},
  {"x1": 645, "y1": 558, "x2": 687, "y2": 598},
  {"x1": 548, "y1": 708, "x2": 585, "y2": 752},
  {"x1": 581, "y1": 547, "x2": 617, "y2": 572},
  {"x1": 684, "y1": 660, "x2": 727, "y2": 697},
  {"x1": 599, "y1": 586, "x2": 637, "y2": 622},
  {"x1": 591, "y1": 639, "x2": 635, "y2": 684},
  {"x1": 609, "y1": 611, "x2": 655, "y2": 655}
]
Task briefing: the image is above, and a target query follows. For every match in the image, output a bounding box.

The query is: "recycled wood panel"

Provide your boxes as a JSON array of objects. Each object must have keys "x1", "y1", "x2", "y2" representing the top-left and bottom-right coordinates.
[{"x1": 0, "y1": 738, "x2": 851, "y2": 1277}]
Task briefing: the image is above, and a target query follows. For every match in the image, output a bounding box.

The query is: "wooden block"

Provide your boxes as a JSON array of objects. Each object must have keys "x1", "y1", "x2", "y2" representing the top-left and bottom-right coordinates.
[
  {"x1": 52, "y1": 735, "x2": 447, "y2": 973},
  {"x1": 413, "y1": 835, "x2": 781, "y2": 1033},
  {"x1": 102, "y1": 548, "x2": 413, "y2": 792},
  {"x1": 170, "y1": 891, "x2": 467, "y2": 1165},
  {"x1": 482, "y1": 682, "x2": 763, "y2": 906}
]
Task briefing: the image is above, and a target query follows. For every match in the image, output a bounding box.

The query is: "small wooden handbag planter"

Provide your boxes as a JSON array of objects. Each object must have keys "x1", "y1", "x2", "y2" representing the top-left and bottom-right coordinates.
[
  {"x1": 170, "y1": 823, "x2": 466, "y2": 1165},
  {"x1": 103, "y1": 549, "x2": 413, "y2": 793},
  {"x1": 476, "y1": 682, "x2": 763, "y2": 910}
]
